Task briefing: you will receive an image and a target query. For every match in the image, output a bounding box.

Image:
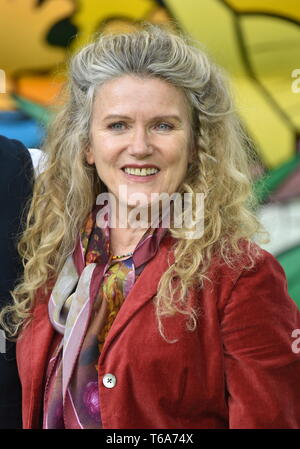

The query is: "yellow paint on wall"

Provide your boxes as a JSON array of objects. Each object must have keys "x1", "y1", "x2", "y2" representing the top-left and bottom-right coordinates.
[
  {"x1": 240, "y1": 15, "x2": 300, "y2": 130},
  {"x1": 165, "y1": 0, "x2": 297, "y2": 167},
  {"x1": 72, "y1": 0, "x2": 157, "y2": 50},
  {"x1": 240, "y1": 15, "x2": 300, "y2": 74},
  {"x1": 0, "y1": 0, "x2": 74, "y2": 74},
  {"x1": 165, "y1": 0, "x2": 247, "y2": 75},
  {"x1": 232, "y1": 76, "x2": 294, "y2": 167},
  {"x1": 225, "y1": 0, "x2": 300, "y2": 22}
]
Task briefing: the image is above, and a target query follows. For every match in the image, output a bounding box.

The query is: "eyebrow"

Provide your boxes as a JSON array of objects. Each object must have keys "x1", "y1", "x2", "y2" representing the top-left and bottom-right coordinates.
[{"x1": 102, "y1": 114, "x2": 183, "y2": 124}]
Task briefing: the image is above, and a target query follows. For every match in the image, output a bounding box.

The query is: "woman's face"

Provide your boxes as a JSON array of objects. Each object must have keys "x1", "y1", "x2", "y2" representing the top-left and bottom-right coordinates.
[{"x1": 86, "y1": 75, "x2": 193, "y2": 214}]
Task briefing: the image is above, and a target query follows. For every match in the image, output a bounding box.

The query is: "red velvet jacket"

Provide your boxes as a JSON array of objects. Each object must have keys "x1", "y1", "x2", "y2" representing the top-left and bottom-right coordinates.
[{"x1": 16, "y1": 236, "x2": 300, "y2": 429}]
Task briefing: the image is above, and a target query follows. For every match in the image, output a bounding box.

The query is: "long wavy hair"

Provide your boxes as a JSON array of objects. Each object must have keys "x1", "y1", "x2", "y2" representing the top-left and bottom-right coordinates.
[{"x1": 1, "y1": 23, "x2": 265, "y2": 340}]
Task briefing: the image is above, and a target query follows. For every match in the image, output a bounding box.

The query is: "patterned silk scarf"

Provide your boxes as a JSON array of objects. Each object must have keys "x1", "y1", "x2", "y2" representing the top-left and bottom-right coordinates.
[{"x1": 44, "y1": 204, "x2": 168, "y2": 428}]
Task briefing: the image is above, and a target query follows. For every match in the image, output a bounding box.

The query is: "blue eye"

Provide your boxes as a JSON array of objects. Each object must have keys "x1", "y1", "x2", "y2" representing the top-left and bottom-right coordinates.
[
  {"x1": 156, "y1": 123, "x2": 173, "y2": 130},
  {"x1": 109, "y1": 122, "x2": 125, "y2": 130}
]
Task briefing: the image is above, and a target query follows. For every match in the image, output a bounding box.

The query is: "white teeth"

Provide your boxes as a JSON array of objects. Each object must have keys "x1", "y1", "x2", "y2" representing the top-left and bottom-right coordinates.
[{"x1": 123, "y1": 167, "x2": 159, "y2": 176}]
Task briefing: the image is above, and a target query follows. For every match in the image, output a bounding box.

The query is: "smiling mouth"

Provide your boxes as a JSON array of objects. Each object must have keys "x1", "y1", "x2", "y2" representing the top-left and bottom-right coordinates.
[{"x1": 122, "y1": 167, "x2": 160, "y2": 176}]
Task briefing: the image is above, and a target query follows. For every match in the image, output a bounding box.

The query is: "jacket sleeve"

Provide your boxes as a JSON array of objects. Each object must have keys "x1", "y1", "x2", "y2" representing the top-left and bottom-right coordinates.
[{"x1": 221, "y1": 251, "x2": 300, "y2": 428}]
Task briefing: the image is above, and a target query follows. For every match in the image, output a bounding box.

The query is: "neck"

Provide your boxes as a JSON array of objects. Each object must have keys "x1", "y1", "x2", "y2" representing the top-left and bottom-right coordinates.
[
  {"x1": 109, "y1": 226, "x2": 148, "y2": 256},
  {"x1": 104, "y1": 196, "x2": 172, "y2": 256}
]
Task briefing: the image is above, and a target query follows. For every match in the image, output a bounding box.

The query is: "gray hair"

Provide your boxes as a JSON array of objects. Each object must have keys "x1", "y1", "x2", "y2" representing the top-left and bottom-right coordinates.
[{"x1": 68, "y1": 24, "x2": 232, "y2": 149}]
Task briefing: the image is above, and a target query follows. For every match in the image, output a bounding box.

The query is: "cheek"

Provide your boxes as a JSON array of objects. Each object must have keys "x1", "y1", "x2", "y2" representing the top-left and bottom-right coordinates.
[
  {"x1": 100, "y1": 136, "x2": 122, "y2": 161},
  {"x1": 164, "y1": 155, "x2": 188, "y2": 189},
  {"x1": 92, "y1": 141, "x2": 115, "y2": 166},
  {"x1": 166, "y1": 144, "x2": 189, "y2": 169}
]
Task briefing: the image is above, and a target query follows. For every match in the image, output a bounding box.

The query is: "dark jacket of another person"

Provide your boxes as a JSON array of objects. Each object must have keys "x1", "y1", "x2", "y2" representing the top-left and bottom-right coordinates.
[{"x1": 0, "y1": 135, "x2": 33, "y2": 428}]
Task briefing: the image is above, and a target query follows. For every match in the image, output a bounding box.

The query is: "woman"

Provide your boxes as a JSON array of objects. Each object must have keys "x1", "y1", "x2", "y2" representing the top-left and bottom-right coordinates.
[{"x1": 1, "y1": 24, "x2": 300, "y2": 429}]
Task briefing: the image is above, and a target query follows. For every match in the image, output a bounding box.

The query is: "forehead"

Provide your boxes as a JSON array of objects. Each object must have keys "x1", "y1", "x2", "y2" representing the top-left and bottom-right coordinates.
[{"x1": 92, "y1": 75, "x2": 190, "y2": 118}]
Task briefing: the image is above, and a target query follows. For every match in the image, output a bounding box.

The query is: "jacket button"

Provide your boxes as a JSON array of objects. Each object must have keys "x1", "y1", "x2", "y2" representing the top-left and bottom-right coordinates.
[{"x1": 103, "y1": 373, "x2": 117, "y2": 388}]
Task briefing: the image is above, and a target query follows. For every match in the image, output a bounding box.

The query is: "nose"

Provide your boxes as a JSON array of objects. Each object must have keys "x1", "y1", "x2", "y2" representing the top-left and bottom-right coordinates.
[{"x1": 127, "y1": 126, "x2": 153, "y2": 158}]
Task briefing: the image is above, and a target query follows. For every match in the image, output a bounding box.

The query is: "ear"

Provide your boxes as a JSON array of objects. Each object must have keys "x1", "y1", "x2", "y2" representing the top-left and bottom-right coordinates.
[{"x1": 85, "y1": 146, "x2": 95, "y2": 165}]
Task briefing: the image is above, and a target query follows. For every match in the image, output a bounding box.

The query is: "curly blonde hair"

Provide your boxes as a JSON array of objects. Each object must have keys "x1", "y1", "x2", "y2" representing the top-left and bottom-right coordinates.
[{"x1": 1, "y1": 23, "x2": 265, "y2": 340}]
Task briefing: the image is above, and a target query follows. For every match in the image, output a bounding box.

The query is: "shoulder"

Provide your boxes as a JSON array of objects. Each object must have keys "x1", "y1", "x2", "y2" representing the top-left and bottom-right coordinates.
[
  {"x1": 208, "y1": 241, "x2": 296, "y2": 313},
  {"x1": 212, "y1": 243, "x2": 299, "y2": 330},
  {"x1": 232, "y1": 244, "x2": 289, "y2": 297},
  {"x1": 0, "y1": 134, "x2": 29, "y2": 158},
  {"x1": 0, "y1": 135, "x2": 33, "y2": 176},
  {"x1": 210, "y1": 240, "x2": 286, "y2": 285}
]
